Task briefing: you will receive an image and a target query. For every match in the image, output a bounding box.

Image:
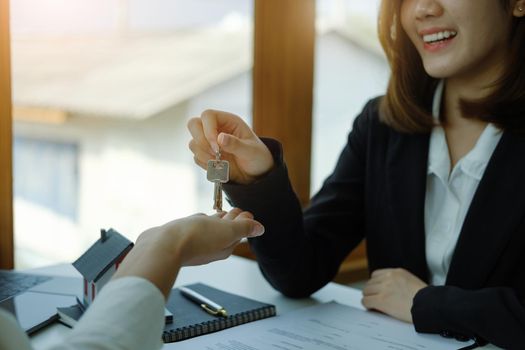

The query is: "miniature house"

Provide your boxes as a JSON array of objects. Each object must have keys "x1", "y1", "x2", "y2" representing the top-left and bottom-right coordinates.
[{"x1": 73, "y1": 228, "x2": 133, "y2": 306}]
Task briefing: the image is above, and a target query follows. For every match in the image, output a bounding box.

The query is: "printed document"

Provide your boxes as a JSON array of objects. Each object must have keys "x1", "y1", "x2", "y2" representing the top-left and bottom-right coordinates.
[{"x1": 167, "y1": 301, "x2": 475, "y2": 350}]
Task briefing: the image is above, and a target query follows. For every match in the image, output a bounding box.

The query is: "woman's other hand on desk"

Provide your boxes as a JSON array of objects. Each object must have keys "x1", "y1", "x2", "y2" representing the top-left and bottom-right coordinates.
[
  {"x1": 361, "y1": 268, "x2": 427, "y2": 323},
  {"x1": 113, "y1": 209, "x2": 264, "y2": 298},
  {"x1": 187, "y1": 109, "x2": 274, "y2": 184}
]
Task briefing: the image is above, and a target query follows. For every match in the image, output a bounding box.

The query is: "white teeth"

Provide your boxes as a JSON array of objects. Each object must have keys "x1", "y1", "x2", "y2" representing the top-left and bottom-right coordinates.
[{"x1": 423, "y1": 30, "x2": 457, "y2": 43}]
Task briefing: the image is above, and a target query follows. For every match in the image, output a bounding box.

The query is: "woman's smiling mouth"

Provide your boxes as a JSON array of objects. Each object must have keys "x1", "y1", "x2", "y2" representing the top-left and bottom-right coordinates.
[{"x1": 420, "y1": 29, "x2": 458, "y2": 52}]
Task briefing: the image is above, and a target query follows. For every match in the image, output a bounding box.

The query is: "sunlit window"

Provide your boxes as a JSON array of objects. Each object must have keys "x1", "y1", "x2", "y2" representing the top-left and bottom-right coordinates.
[
  {"x1": 11, "y1": 0, "x2": 253, "y2": 268},
  {"x1": 14, "y1": 137, "x2": 79, "y2": 220},
  {"x1": 11, "y1": 0, "x2": 389, "y2": 268},
  {"x1": 313, "y1": 0, "x2": 388, "y2": 194}
]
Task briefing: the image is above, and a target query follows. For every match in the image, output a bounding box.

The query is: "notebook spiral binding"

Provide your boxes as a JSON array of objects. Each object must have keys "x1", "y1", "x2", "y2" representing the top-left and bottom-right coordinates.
[{"x1": 162, "y1": 305, "x2": 276, "y2": 342}]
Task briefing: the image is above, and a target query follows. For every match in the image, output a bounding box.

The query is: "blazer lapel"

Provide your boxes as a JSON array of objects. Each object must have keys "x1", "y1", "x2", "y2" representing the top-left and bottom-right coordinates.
[
  {"x1": 386, "y1": 131, "x2": 431, "y2": 282},
  {"x1": 446, "y1": 131, "x2": 525, "y2": 287}
]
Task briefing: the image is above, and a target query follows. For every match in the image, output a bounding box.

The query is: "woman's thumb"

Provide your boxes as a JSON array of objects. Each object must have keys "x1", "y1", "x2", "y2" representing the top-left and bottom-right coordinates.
[{"x1": 218, "y1": 133, "x2": 250, "y2": 157}]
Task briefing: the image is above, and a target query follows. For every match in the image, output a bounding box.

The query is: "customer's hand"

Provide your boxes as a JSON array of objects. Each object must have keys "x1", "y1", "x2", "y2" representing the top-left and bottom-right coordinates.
[
  {"x1": 361, "y1": 268, "x2": 427, "y2": 323},
  {"x1": 113, "y1": 208, "x2": 264, "y2": 298},
  {"x1": 168, "y1": 208, "x2": 264, "y2": 266},
  {"x1": 187, "y1": 110, "x2": 274, "y2": 184}
]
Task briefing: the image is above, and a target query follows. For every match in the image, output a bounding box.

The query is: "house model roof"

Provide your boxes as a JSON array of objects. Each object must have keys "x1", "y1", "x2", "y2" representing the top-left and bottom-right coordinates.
[{"x1": 73, "y1": 228, "x2": 133, "y2": 282}]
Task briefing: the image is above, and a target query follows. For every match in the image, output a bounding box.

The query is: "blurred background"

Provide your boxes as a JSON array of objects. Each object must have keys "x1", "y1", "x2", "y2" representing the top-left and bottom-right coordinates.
[{"x1": 10, "y1": 0, "x2": 388, "y2": 268}]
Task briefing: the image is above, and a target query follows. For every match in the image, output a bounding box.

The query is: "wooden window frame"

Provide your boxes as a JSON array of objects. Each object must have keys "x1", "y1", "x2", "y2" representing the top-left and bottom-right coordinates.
[
  {"x1": 235, "y1": 0, "x2": 367, "y2": 284},
  {"x1": 0, "y1": 0, "x2": 14, "y2": 269},
  {"x1": 252, "y1": 0, "x2": 315, "y2": 207},
  {"x1": 232, "y1": 0, "x2": 315, "y2": 261}
]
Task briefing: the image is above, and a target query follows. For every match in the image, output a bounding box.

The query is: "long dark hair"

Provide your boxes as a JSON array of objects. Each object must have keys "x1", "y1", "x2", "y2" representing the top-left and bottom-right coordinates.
[{"x1": 378, "y1": 0, "x2": 525, "y2": 133}]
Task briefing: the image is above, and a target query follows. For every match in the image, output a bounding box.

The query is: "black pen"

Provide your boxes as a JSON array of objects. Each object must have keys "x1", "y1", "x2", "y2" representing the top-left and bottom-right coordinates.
[{"x1": 179, "y1": 286, "x2": 228, "y2": 317}]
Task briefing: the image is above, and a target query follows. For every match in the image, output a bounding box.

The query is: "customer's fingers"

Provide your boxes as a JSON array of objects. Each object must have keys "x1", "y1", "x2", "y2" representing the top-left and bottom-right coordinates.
[
  {"x1": 222, "y1": 208, "x2": 243, "y2": 220},
  {"x1": 211, "y1": 211, "x2": 227, "y2": 219},
  {"x1": 229, "y1": 218, "x2": 265, "y2": 238},
  {"x1": 234, "y1": 211, "x2": 254, "y2": 220}
]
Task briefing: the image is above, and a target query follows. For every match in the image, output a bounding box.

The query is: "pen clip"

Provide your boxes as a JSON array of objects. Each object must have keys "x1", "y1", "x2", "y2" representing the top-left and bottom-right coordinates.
[{"x1": 200, "y1": 303, "x2": 228, "y2": 317}]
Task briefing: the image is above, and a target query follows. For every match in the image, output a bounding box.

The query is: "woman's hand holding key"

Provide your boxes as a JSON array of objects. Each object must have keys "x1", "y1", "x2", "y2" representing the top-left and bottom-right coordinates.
[{"x1": 187, "y1": 109, "x2": 274, "y2": 185}]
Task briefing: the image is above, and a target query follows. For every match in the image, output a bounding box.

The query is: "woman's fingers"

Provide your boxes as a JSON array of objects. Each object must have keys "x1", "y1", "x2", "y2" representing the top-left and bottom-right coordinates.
[
  {"x1": 189, "y1": 110, "x2": 275, "y2": 184},
  {"x1": 217, "y1": 132, "x2": 246, "y2": 155},
  {"x1": 361, "y1": 295, "x2": 381, "y2": 311},
  {"x1": 362, "y1": 282, "x2": 382, "y2": 296},
  {"x1": 201, "y1": 109, "x2": 254, "y2": 138},
  {"x1": 187, "y1": 118, "x2": 214, "y2": 153},
  {"x1": 200, "y1": 110, "x2": 261, "y2": 156},
  {"x1": 189, "y1": 140, "x2": 215, "y2": 168},
  {"x1": 200, "y1": 110, "x2": 223, "y2": 153}
]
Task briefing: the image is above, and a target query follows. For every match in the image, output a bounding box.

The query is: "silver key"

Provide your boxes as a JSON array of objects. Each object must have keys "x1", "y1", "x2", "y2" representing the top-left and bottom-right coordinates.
[
  {"x1": 213, "y1": 182, "x2": 223, "y2": 212},
  {"x1": 207, "y1": 151, "x2": 229, "y2": 212}
]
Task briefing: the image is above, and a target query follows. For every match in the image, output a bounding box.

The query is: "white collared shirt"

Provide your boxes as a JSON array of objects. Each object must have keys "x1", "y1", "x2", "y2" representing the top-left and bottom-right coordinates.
[
  {"x1": 0, "y1": 276, "x2": 165, "y2": 350},
  {"x1": 424, "y1": 81, "x2": 503, "y2": 286}
]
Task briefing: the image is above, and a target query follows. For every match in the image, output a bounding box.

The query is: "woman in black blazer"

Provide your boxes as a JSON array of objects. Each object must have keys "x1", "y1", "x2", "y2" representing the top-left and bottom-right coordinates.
[{"x1": 187, "y1": 0, "x2": 525, "y2": 348}]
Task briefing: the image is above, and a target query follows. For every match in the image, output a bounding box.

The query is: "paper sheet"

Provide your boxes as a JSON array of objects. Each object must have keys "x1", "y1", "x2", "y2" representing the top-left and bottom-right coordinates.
[{"x1": 166, "y1": 301, "x2": 475, "y2": 350}]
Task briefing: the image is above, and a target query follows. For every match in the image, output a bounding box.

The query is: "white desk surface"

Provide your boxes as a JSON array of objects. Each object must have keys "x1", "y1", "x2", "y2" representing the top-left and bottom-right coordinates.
[{"x1": 27, "y1": 255, "x2": 496, "y2": 349}]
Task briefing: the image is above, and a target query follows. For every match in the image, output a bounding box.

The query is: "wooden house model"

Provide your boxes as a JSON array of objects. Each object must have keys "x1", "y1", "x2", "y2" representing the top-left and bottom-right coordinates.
[{"x1": 73, "y1": 228, "x2": 133, "y2": 306}]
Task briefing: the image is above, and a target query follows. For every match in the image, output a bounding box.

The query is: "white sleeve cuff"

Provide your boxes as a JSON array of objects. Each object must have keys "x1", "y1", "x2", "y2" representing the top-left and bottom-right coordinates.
[{"x1": 53, "y1": 276, "x2": 165, "y2": 350}]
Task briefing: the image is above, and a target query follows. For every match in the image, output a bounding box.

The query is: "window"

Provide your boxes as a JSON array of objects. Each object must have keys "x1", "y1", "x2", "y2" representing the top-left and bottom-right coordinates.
[
  {"x1": 312, "y1": 0, "x2": 388, "y2": 194},
  {"x1": 14, "y1": 137, "x2": 79, "y2": 220},
  {"x1": 11, "y1": 0, "x2": 253, "y2": 268}
]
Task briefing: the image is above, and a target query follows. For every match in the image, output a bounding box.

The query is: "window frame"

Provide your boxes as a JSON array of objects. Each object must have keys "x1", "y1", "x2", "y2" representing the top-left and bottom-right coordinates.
[
  {"x1": 0, "y1": 0, "x2": 315, "y2": 269},
  {"x1": 0, "y1": 0, "x2": 14, "y2": 269},
  {"x1": 252, "y1": 0, "x2": 315, "y2": 207}
]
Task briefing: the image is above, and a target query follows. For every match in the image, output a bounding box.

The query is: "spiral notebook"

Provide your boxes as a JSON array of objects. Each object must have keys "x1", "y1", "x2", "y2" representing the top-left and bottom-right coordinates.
[{"x1": 163, "y1": 283, "x2": 276, "y2": 343}]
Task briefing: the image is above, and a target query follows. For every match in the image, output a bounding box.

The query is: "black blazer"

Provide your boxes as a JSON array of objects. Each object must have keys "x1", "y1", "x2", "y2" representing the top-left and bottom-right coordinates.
[{"x1": 224, "y1": 97, "x2": 525, "y2": 349}]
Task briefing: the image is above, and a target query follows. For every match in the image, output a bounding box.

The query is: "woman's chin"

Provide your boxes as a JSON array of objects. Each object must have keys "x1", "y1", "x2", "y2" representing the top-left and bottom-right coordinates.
[{"x1": 422, "y1": 64, "x2": 455, "y2": 80}]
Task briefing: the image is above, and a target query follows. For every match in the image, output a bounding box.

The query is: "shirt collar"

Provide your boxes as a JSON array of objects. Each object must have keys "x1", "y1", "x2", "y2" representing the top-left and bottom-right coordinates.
[
  {"x1": 427, "y1": 80, "x2": 503, "y2": 181},
  {"x1": 460, "y1": 124, "x2": 502, "y2": 180},
  {"x1": 428, "y1": 81, "x2": 449, "y2": 178},
  {"x1": 432, "y1": 80, "x2": 445, "y2": 118}
]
